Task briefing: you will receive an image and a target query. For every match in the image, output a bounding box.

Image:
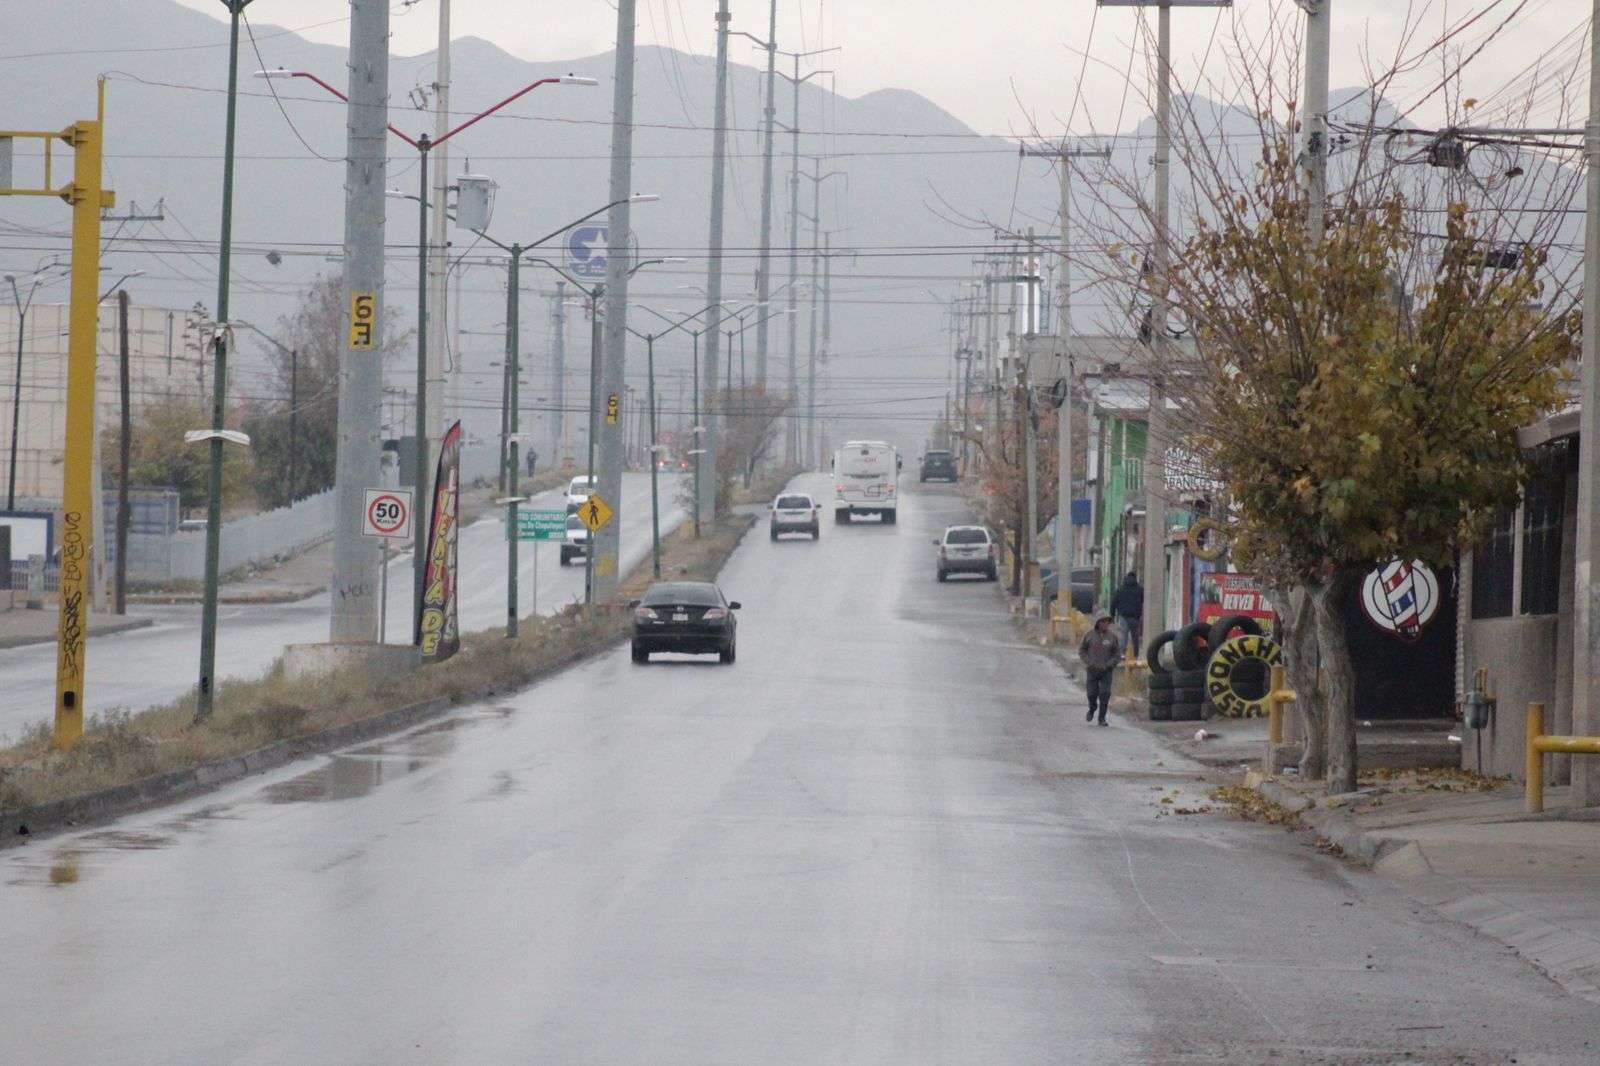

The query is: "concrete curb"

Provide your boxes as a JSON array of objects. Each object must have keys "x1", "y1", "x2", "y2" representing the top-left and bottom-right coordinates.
[
  {"x1": 0, "y1": 634, "x2": 624, "y2": 848},
  {"x1": 129, "y1": 587, "x2": 326, "y2": 606},
  {"x1": 1251, "y1": 776, "x2": 1600, "y2": 1007},
  {"x1": 0, "y1": 616, "x2": 155, "y2": 650}
]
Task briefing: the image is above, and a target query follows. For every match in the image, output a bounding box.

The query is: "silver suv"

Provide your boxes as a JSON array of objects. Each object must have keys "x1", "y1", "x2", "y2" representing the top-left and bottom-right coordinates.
[{"x1": 934, "y1": 525, "x2": 998, "y2": 582}]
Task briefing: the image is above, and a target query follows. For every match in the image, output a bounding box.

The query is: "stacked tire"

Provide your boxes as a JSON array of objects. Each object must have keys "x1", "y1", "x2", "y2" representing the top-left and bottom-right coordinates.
[
  {"x1": 1147, "y1": 614, "x2": 1269, "y2": 721},
  {"x1": 1203, "y1": 613, "x2": 1268, "y2": 717},
  {"x1": 1146, "y1": 625, "x2": 1209, "y2": 721}
]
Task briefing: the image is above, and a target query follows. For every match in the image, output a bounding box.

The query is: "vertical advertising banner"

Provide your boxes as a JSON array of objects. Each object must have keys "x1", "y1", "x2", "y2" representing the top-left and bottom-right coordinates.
[{"x1": 420, "y1": 421, "x2": 462, "y2": 662}]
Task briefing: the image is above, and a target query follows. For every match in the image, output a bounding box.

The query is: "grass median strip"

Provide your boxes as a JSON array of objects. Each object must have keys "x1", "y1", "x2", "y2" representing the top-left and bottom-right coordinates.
[{"x1": 0, "y1": 513, "x2": 755, "y2": 822}]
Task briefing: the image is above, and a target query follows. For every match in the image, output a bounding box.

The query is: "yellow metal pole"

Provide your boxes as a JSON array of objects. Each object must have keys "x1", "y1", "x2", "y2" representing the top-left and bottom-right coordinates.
[
  {"x1": 1269, "y1": 664, "x2": 1286, "y2": 745},
  {"x1": 1526, "y1": 702, "x2": 1544, "y2": 814},
  {"x1": 52, "y1": 106, "x2": 110, "y2": 751}
]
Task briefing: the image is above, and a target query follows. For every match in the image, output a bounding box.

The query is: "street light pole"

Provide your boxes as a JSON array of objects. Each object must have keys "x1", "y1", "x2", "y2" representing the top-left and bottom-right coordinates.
[
  {"x1": 412, "y1": 134, "x2": 432, "y2": 644},
  {"x1": 646, "y1": 333, "x2": 661, "y2": 577},
  {"x1": 196, "y1": 0, "x2": 253, "y2": 722},
  {"x1": 504, "y1": 246, "x2": 522, "y2": 638},
  {"x1": 3, "y1": 267, "x2": 56, "y2": 511}
]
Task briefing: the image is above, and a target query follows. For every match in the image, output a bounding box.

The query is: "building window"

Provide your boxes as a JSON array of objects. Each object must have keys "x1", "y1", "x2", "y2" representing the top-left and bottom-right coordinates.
[
  {"x1": 1520, "y1": 440, "x2": 1571, "y2": 617},
  {"x1": 1471, "y1": 507, "x2": 1515, "y2": 619}
]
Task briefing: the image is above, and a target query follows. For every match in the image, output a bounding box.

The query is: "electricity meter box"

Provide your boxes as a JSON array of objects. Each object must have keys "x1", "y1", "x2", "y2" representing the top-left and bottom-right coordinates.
[{"x1": 454, "y1": 175, "x2": 498, "y2": 233}]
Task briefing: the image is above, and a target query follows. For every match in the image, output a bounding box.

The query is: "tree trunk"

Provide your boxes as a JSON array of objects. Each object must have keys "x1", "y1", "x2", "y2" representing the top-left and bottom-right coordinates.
[
  {"x1": 1312, "y1": 576, "x2": 1359, "y2": 793},
  {"x1": 1274, "y1": 584, "x2": 1325, "y2": 778}
]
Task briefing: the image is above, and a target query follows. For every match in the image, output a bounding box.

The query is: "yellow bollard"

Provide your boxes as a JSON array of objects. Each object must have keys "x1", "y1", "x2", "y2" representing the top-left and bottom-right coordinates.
[
  {"x1": 1267, "y1": 664, "x2": 1297, "y2": 745},
  {"x1": 1526, "y1": 702, "x2": 1545, "y2": 814}
]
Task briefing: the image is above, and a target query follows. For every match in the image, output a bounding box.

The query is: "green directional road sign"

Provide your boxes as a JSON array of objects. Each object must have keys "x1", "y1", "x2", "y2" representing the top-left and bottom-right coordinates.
[{"x1": 513, "y1": 509, "x2": 567, "y2": 541}]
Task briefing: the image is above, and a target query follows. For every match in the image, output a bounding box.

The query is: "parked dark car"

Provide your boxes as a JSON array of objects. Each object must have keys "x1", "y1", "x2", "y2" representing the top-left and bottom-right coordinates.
[
  {"x1": 1040, "y1": 563, "x2": 1100, "y2": 614},
  {"x1": 630, "y1": 581, "x2": 740, "y2": 663},
  {"x1": 919, "y1": 449, "x2": 957, "y2": 482}
]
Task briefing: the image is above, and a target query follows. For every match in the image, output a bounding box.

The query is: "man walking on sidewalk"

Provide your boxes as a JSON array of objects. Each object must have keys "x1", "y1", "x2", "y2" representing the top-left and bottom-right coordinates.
[
  {"x1": 1111, "y1": 571, "x2": 1144, "y2": 654},
  {"x1": 1079, "y1": 614, "x2": 1122, "y2": 726}
]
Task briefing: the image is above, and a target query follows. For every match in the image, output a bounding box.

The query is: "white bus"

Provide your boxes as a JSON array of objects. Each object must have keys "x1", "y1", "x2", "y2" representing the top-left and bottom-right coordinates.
[{"x1": 832, "y1": 440, "x2": 900, "y2": 525}]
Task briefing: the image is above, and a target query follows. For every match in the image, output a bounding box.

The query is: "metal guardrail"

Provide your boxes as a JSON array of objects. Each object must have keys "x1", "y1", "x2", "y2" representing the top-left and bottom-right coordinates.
[{"x1": 1525, "y1": 702, "x2": 1600, "y2": 813}]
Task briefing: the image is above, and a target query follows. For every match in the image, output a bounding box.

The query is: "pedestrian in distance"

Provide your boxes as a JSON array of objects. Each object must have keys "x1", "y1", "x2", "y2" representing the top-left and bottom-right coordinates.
[
  {"x1": 1111, "y1": 570, "x2": 1143, "y2": 654},
  {"x1": 1079, "y1": 614, "x2": 1122, "y2": 726}
]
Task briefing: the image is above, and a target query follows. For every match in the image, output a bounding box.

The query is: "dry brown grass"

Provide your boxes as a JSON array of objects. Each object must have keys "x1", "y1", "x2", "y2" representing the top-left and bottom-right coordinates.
[
  {"x1": 731, "y1": 465, "x2": 805, "y2": 508},
  {"x1": 0, "y1": 514, "x2": 754, "y2": 814}
]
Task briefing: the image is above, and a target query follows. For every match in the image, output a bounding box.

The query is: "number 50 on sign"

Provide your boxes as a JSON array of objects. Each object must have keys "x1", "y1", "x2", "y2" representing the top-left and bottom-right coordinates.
[{"x1": 363, "y1": 488, "x2": 413, "y2": 540}]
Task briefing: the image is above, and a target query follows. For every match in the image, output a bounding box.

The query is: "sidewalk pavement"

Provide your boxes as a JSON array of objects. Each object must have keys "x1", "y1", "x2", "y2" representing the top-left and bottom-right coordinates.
[
  {"x1": 1255, "y1": 771, "x2": 1600, "y2": 1007},
  {"x1": 0, "y1": 606, "x2": 152, "y2": 649},
  {"x1": 1017, "y1": 602, "x2": 1600, "y2": 1008}
]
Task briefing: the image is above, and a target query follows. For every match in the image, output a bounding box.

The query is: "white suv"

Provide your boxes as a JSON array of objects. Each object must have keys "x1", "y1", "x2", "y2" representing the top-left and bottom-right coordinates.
[
  {"x1": 770, "y1": 493, "x2": 821, "y2": 540},
  {"x1": 935, "y1": 525, "x2": 998, "y2": 582},
  {"x1": 565, "y1": 475, "x2": 596, "y2": 514}
]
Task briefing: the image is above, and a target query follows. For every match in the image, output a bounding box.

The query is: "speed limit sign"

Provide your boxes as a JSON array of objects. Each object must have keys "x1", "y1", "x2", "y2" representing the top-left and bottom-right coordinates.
[{"x1": 363, "y1": 488, "x2": 414, "y2": 540}]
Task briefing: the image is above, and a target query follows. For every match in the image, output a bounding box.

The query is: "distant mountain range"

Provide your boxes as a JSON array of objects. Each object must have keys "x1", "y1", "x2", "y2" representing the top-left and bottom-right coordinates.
[{"x1": 9, "y1": 2, "x2": 1568, "y2": 456}]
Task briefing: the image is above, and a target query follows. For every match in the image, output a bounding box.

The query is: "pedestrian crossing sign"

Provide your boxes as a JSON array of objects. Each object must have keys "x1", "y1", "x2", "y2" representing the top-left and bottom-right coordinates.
[{"x1": 578, "y1": 492, "x2": 614, "y2": 533}]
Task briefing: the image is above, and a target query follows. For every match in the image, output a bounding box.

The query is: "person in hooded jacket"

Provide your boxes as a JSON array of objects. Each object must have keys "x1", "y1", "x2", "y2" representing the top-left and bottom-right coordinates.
[
  {"x1": 1079, "y1": 615, "x2": 1122, "y2": 726},
  {"x1": 1110, "y1": 571, "x2": 1144, "y2": 652}
]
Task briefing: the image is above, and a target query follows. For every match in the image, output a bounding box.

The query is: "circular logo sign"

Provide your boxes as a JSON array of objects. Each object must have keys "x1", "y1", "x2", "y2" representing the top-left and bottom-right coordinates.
[
  {"x1": 1361, "y1": 559, "x2": 1439, "y2": 642},
  {"x1": 366, "y1": 493, "x2": 408, "y2": 536}
]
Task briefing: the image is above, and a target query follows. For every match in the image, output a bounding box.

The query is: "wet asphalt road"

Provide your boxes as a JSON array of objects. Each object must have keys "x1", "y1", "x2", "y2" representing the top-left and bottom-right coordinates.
[
  {"x1": 0, "y1": 473, "x2": 684, "y2": 741},
  {"x1": 2, "y1": 475, "x2": 1597, "y2": 1064}
]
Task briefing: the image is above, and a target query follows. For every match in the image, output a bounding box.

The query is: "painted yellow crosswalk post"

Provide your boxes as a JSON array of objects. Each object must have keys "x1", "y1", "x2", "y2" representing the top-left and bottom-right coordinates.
[{"x1": 0, "y1": 81, "x2": 113, "y2": 749}]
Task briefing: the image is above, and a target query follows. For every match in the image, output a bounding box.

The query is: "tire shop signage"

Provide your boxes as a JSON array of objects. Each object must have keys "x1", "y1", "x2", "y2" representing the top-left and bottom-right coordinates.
[
  {"x1": 1361, "y1": 559, "x2": 1439, "y2": 642},
  {"x1": 1196, "y1": 572, "x2": 1275, "y2": 638},
  {"x1": 1205, "y1": 633, "x2": 1284, "y2": 718}
]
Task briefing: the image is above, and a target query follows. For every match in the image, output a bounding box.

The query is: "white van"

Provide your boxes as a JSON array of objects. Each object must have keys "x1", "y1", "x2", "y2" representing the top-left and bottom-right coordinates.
[{"x1": 832, "y1": 440, "x2": 900, "y2": 525}]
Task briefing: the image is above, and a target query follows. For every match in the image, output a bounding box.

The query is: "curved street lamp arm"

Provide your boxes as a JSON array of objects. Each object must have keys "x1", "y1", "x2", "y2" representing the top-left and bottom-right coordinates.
[
  {"x1": 436, "y1": 76, "x2": 568, "y2": 147},
  {"x1": 264, "y1": 70, "x2": 421, "y2": 148},
  {"x1": 522, "y1": 257, "x2": 597, "y2": 295},
  {"x1": 518, "y1": 198, "x2": 629, "y2": 252}
]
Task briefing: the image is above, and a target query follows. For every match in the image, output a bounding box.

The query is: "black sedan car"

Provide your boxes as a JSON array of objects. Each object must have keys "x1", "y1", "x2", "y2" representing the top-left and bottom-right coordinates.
[{"x1": 630, "y1": 581, "x2": 740, "y2": 663}]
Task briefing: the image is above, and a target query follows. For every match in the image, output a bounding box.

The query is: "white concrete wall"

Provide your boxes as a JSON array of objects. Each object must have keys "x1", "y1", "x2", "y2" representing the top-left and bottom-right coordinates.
[{"x1": 165, "y1": 488, "x2": 336, "y2": 582}]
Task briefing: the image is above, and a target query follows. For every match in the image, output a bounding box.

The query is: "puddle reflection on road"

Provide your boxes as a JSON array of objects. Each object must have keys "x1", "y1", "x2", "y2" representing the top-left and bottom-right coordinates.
[{"x1": 261, "y1": 754, "x2": 390, "y2": 804}]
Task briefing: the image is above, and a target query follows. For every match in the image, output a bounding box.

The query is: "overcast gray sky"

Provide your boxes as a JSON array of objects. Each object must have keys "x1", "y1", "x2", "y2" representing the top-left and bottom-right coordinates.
[{"x1": 174, "y1": 0, "x2": 1589, "y2": 138}]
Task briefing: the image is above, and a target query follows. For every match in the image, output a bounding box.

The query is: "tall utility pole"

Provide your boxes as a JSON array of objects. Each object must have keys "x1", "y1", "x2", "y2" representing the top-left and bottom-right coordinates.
[
  {"x1": 1022, "y1": 141, "x2": 1110, "y2": 611},
  {"x1": 1100, "y1": 0, "x2": 1230, "y2": 668},
  {"x1": 1142, "y1": 5, "x2": 1172, "y2": 658},
  {"x1": 329, "y1": 0, "x2": 390, "y2": 643},
  {"x1": 428, "y1": 0, "x2": 452, "y2": 463},
  {"x1": 594, "y1": 0, "x2": 639, "y2": 602},
  {"x1": 700, "y1": 0, "x2": 731, "y2": 523},
  {"x1": 1301, "y1": 0, "x2": 1330, "y2": 240},
  {"x1": 1571, "y1": 0, "x2": 1600, "y2": 806},
  {"x1": 820, "y1": 232, "x2": 833, "y2": 457},
  {"x1": 552, "y1": 281, "x2": 567, "y2": 466},
  {"x1": 777, "y1": 52, "x2": 835, "y2": 464},
  {"x1": 754, "y1": 0, "x2": 779, "y2": 389}
]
